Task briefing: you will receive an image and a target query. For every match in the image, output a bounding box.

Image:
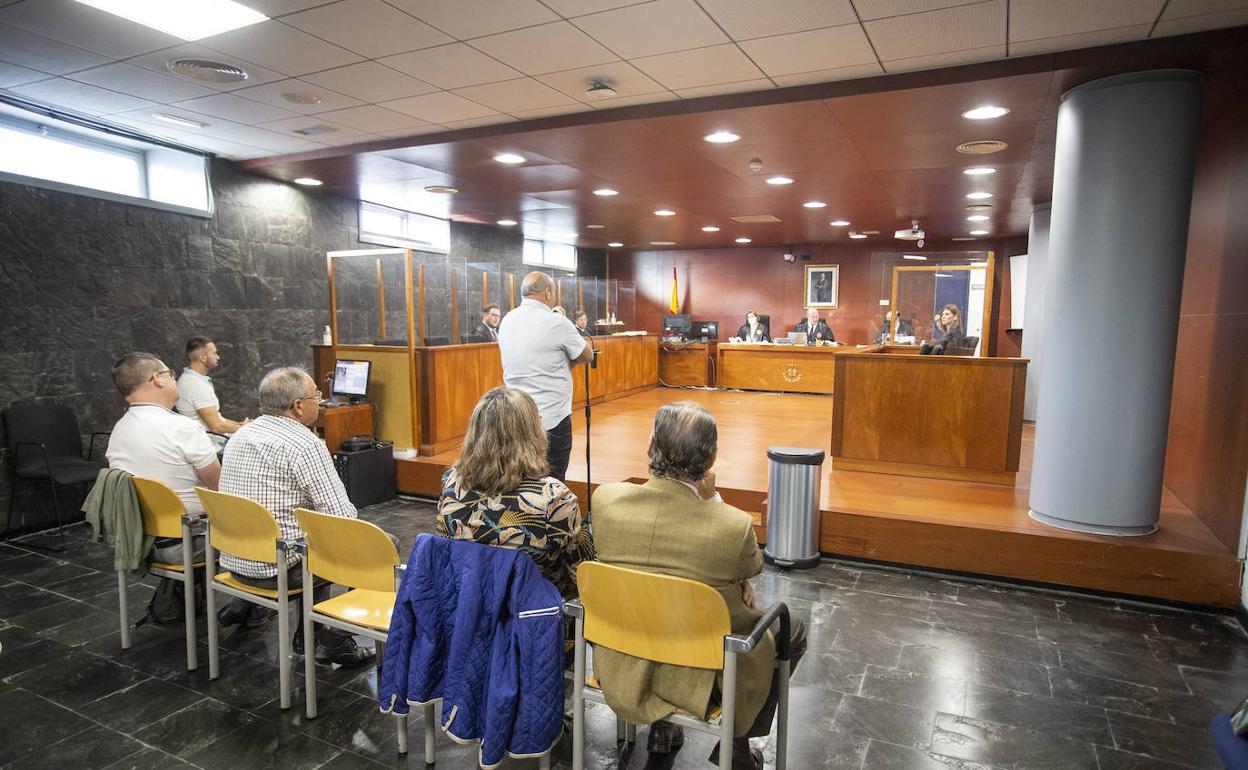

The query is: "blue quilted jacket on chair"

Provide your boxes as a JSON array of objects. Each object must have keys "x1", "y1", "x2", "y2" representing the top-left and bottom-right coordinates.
[{"x1": 380, "y1": 534, "x2": 565, "y2": 767}]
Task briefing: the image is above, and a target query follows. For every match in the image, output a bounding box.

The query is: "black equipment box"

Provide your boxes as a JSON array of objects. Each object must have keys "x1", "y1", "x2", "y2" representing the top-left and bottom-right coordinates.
[{"x1": 332, "y1": 441, "x2": 396, "y2": 508}]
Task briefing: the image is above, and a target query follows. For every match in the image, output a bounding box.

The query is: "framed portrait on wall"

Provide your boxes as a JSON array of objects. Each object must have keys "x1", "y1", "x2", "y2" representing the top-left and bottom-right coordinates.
[{"x1": 804, "y1": 265, "x2": 839, "y2": 309}]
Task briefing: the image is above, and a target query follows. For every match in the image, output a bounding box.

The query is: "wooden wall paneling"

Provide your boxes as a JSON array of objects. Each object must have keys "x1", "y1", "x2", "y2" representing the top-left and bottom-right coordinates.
[
  {"x1": 659, "y1": 343, "x2": 714, "y2": 387},
  {"x1": 311, "y1": 344, "x2": 335, "y2": 392},
  {"x1": 716, "y1": 345, "x2": 838, "y2": 394}
]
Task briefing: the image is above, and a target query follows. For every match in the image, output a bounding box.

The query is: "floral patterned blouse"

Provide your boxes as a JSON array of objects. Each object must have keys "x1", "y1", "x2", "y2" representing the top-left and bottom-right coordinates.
[{"x1": 436, "y1": 467, "x2": 596, "y2": 597}]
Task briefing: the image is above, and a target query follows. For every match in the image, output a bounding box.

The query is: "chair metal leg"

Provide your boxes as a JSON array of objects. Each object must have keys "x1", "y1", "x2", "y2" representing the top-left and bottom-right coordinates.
[
  {"x1": 396, "y1": 712, "x2": 408, "y2": 756},
  {"x1": 625, "y1": 721, "x2": 637, "y2": 744},
  {"x1": 277, "y1": 564, "x2": 292, "y2": 711},
  {"x1": 303, "y1": 560, "x2": 317, "y2": 719},
  {"x1": 205, "y1": 538, "x2": 220, "y2": 680},
  {"x1": 539, "y1": 752, "x2": 551, "y2": 769},
  {"x1": 720, "y1": 652, "x2": 737, "y2": 770},
  {"x1": 616, "y1": 718, "x2": 626, "y2": 742},
  {"x1": 17, "y1": 479, "x2": 67, "y2": 553},
  {"x1": 181, "y1": 520, "x2": 197, "y2": 671},
  {"x1": 573, "y1": 615, "x2": 586, "y2": 770},
  {"x1": 776, "y1": 658, "x2": 790, "y2": 770},
  {"x1": 117, "y1": 570, "x2": 131, "y2": 649},
  {"x1": 423, "y1": 702, "x2": 436, "y2": 764}
]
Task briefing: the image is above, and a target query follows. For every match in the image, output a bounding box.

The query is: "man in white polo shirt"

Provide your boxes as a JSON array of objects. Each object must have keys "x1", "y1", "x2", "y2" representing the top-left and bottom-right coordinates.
[
  {"x1": 106, "y1": 351, "x2": 221, "y2": 564},
  {"x1": 498, "y1": 271, "x2": 594, "y2": 481},
  {"x1": 175, "y1": 336, "x2": 249, "y2": 449}
]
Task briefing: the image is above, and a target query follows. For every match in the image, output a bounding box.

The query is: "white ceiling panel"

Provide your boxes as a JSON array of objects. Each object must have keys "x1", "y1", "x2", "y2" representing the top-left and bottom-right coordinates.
[
  {"x1": 866, "y1": 0, "x2": 1006, "y2": 60},
  {"x1": 741, "y1": 24, "x2": 877, "y2": 77},
  {"x1": 674, "y1": 78, "x2": 775, "y2": 99},
  {"x1": 208, "y1": 124, "x2": 328, "y2": 152},
  {"x1": 0, "y1": 0, "x2": 180, "y2": 59},
  {"x1": 572, "y1": 0, "x2": 728, "y2": 59},
  {"x1": 68, "y1": 63, "x2": 216, "y2": 103},
  {"x1": 770, "y1": 62, "x2": 885, "y2": 86},
  {"x1": 1153, "y1": 7, "x2": 1248, "y2": 36},
  {"x1": 440, "y1": 114, "x2": 518, "y2": 130},
  {"x1": 198, "y1": 20, "x2": 363, "y2": 76},
  {"x1": 1160, "y1": 0, "x2": 1248, "y2": 18},
  {"x1": 302, "y1": 61, "x2": 437, "y2": 103},
  {"x1": 632, "y1": 44, "x2": 766, "y2": 90},
  {"x1": 176, "y1": 92, "x2": 299, "y2": 124},
  {"x1": 12, "y1": 76, "x2": 157, "y2": 114},
  {"x1": 375, "y1": 124, "x2": 450, "y2": 138},
  {"x1": 233, "y1": 78, "x2": 365, "y2": 114},
  {"x1": 538, "y1": 61, "x2": 667, "y2": 102},
  {"x1": 124, "y1": 44, "x2": 288, "y2": 92},
  {"x1": 241, "y1": 0, "x2": 332, "y2": 17},
  {"x1": 1009, "y1": 25, "x2": 1150, "y2": 57},
  {"x1": 111, "y1": 105, "x2": 242, "y2": 133},
  {"x1": 510, "y1": 102, "x2": 596, "y2": 119},
  {"x1": 281, "y1": 0, "x2": 451, "y2": 58},
  {"x1": 694, "y1": 0, "x2": 859, "y2": 40},
  {"x1": 541, "y1": 0, "x2": 644, "y2": 15},
  {"x1": 315, "y1": 104, "x2": 431, "y2": 132},
  {"x1": 453, "y1": 77, "x2": 578, "y2": 113},
  {"x1": 0, "y1": 22, "x2": 109, "y2": 74},
  {"x1": 589, "y1": 90, "x2": 680, "y2": 109},
  {"x1": 469, "y1": 21, "x2": 619, "y2": 75},
  {"x1": 884, "y1": 43, "x2": 1006, "y2": 72},
  {"x1": 386, "y1": 0, "x2": 558, "y2": 39},
  {"x1": 382, "y1": 91, "x2": 500, "y2": 122},
  {"x1": 380, "y1": 43, "x2": 522, "y2": 89},
  {"x1": 1008, "y1": 0, "x2": 1166, "y2": 42},
  {"x1": 853, "y1": 0, "x2": 986, "y2": 22},
  {"x1": 259, "y1": 115, "x2": 378, "y2": 143},
  {"x1": 0, "y1": 60, "x2": 50, "y2": 87}
]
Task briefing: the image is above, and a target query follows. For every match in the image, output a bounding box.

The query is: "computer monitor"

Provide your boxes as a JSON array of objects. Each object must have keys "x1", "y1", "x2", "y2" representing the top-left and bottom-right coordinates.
[
  {"x1": 662, "y1": 314, "x2": 691, "y2": 337},
  {"x1": 691, "y1": 320, "x2": 719, "y2": 340},
  {"x1": 331, "y1": 360, "x2": 371, "y2": 403}
]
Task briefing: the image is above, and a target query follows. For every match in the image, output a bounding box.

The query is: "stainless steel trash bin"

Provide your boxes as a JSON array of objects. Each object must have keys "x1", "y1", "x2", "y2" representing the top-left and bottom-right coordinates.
[{"x1": 763, "y1": 446, "x2": 825, "y2": 569}]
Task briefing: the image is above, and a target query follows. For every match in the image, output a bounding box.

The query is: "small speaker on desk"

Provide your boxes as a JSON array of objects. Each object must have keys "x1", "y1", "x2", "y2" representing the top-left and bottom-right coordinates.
[{"x1": 333, "y1": 442, "x2": 396, "y2": 507}]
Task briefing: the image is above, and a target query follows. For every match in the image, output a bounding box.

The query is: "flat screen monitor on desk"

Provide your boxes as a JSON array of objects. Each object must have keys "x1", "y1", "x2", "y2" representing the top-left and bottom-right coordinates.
[
  {"x1": 663, "y1": 313, "x2": 691, "y2": 339},
  {"x1": 331, "y1": 359, "x2": 371, "y2": 404}
]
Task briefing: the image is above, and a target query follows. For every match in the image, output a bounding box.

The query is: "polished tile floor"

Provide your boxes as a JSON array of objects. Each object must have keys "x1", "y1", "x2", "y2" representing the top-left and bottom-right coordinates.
[{"x1": 0, "y1": 497, "x2": 1245, "y2": 769}]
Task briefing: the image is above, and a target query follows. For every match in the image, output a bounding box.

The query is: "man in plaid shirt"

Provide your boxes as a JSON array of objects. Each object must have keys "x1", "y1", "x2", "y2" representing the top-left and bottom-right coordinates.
[{"x1": 217, "y1": 366, "x2": 370, "y2": 667}]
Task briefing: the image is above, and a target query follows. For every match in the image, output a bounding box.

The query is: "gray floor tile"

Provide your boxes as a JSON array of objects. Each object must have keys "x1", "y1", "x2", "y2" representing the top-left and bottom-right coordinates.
[
  {"x1": 930, "y1": 712, "x2": 1099, "y2": 769},
  {"x1": 1107, "y1": 711, "x2": 1223, "y2": 767},
  {"x1": 0, "y1": 688, "x2": 95, "y2": 766},
  {"x1": 964, "y1": 682, "x2": 1112, "y2": 744}
]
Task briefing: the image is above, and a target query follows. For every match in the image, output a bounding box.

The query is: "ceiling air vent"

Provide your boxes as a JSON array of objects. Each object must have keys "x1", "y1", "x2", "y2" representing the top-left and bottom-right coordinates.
[
  {"x1": 424, "y1": 185, "x2": 458, "y2": 194},
  {"x1": 292, "y1": 125, "x2": 338, "y2": 136},
  {"x1": 730, "y1": 214, "x2": 782, "y2": 223},
  {"x1": 956, "y1": 140, "x2": 1008, "y2": 155},
  {"x1": 166, "y1": 59, "x2": 248, "y2": 83}
]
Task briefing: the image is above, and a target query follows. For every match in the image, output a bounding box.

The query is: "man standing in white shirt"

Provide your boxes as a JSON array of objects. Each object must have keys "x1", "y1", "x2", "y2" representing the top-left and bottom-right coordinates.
[
  {"x1": 105, "y1": 352, "x2": 221, "y2": 564},
  {"x1": 498, "y1": 271, "x2": 594, "y2": 481},
  {"x1": 175, "y1": 336, "x2": 249, "y2": 448}
]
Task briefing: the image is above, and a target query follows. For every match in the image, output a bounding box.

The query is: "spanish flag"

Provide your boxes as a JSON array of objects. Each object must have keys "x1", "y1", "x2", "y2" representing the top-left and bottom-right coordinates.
[{"x1": 670, "y1": 266, "x2": 679, "y2": 313}]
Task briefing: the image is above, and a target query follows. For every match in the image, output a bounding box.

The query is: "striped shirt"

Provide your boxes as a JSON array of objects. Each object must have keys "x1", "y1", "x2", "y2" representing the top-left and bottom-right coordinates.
[{"x1": 218, "y1": 414, "x2": 356, "y2": 578}]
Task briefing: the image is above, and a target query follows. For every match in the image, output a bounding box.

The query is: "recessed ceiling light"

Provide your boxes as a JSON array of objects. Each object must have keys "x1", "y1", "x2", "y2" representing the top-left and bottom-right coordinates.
[
  {"x1": 970, "y1": 229, "x2": 990, "y2": 235},
  {"x1": 586, "y1": 224, "x2": 604, "y2": 229},
  {"x1": 735, "y1": 237, "x2": 751, "y2": 244},
  {"x1": 701, "y1": 226, "x2": 720, "y2": 232},
  {"x1": 593, "y1": 188, "x2": 618, "y2": 196},
  {"x1": 902, "y1": 254, "x2": 927, "y2": 261},
  {"x1": 424, "y1": 185, "x2": 458, "y2": 194},
  {"x1": 829, "y1": 220, "x2": 850, "y2": 227},
  {"x1": 608, "y1": 242, "x2": 623, "y2": 248},
  {"x1": 766, "y1": 176, "x2": 793, "y2": 185},
  {"x1": 73, "y1": 0, "x2": 267, "y2": 41},
  {"x1": 655, "y1": 209, "x2": 675, "y2": 216},
  {"x1": 497, "y1": 219, "x2": 517, "y2": 226},
  {"x1": 962, "y1": 105, "x2": 1010, "y2": 120},
  {"x1": 803, "y1": 201, "x2": 826, "y2": 208},
  {"x1": 704, "y1": 131, "x2": 740, "y2": 143},
  {"x1": 849, "y1": 232, "x2": 868, "y2": 239},
  {"x1": 281, "y1": 92, "x2": 322, "y2": 105},
  {"x1": 966, "y1": 191, "x2": 994, "y2": 200},
  {"x1": 493, "y1": 153, "x2": 525, "y2": 164},
  {"x1": 967, "y1": 214, "x2": 990, "y2": 222},
  {"x1": 963, "y1": 167, "x2": 996, "y2": 175},
  {"x1": 152, "y1": 112, "x2": 207, "y2": 128},
  {"x1": 650, "y1": 241, "x2": 676, "y2": 246},
  {"x1": 293, "y1": 177, "x2": 322, "y2": 186}
]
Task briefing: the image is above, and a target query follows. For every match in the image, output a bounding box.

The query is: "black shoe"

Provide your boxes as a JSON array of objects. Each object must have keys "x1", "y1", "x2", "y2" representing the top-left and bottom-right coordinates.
[
  {"x1": 644, "y1": 723, "x2": 684, "y2": 770},
  {"x1": 708, "y1": 741, "x2": 762, "y2": 770},
  {"x1": 216, "y1": 599, "x2": 251, "y2": 628},
  {"x1": 312, "y1": 637, "x2": 374, "y2": 667},
  {"x1": 244, "y1": 605, "x2": 276, "y2": 629}
]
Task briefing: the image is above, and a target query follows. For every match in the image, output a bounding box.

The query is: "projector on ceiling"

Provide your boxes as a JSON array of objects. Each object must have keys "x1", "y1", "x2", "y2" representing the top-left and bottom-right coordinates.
[{"x1": 894, "y1": 219, "x2": 925, "y2": 243}]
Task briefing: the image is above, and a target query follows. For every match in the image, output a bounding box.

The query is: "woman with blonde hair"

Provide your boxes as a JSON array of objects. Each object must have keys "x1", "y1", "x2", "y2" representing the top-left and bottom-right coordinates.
[{"x1": 436, "y1": 386, "x2": 595, "y2": 597}]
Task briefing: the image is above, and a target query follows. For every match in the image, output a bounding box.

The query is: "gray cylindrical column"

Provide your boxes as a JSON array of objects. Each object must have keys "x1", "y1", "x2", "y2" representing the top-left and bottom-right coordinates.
[
  {"x1": 1029, "y1": 70, "x2": 1201, "y2": 536},
  {"x1": 1020, "y1": 204, "x2": 1050, "y2": 421}
]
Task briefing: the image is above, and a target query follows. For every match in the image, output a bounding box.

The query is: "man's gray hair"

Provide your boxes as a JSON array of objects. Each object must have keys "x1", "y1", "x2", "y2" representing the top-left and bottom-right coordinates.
[
  {"x1": 258, "y1": 366, "x2": 312, "y2": 415},
  {"x1": 648, "y1": 401, "x2": 717, "y2": 482},
  {"x1": 111, "y1": 352, "x2": 164, "y2": 397},
  {"x1": 521, "y1": 271, "x2": 554, "y2": 297}
]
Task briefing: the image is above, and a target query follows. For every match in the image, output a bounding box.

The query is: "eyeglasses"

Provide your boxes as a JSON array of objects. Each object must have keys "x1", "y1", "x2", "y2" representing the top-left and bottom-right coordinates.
[
  {"x1": 293, "y1": 390, "x2": 323, "y2": 406},
  {"x1": 151, "y1": 369, "x2": 173, "y2": 381}
]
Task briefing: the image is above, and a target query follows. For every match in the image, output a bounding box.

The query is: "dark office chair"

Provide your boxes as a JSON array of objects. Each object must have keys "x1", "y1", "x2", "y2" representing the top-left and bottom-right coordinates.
[{"x1": 3, "y1": 403, "x2": 108, "y2": 550}]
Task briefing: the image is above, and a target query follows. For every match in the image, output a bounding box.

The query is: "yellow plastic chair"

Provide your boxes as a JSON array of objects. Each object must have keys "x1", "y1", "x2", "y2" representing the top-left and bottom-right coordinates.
[
  {"x1": 196, "y1": 486, "x2": 304, "y2": 710},
  {"x1": 292, "y1": 509, "x2": 419, "y2": 757},
  {"x1": 565, "y1": 562, "x2": 792, "y2": 770},
  {"x1": 123, "y1": 477, "x2": 205, "y2": 671}
]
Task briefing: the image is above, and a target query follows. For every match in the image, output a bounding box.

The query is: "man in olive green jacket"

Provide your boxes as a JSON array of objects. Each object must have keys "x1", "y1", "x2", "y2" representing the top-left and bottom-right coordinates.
[{"x1": 591, "y1": 401, "x2": 805, "y2": 770}]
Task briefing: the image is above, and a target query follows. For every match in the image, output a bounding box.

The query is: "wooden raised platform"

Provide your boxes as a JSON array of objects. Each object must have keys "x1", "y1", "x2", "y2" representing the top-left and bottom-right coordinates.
[{"x1": 396, "y1": 387, "x2": 1241, "y2": 607}]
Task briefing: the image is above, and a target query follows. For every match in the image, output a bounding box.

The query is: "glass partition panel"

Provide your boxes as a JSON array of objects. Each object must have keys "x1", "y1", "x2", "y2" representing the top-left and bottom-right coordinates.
[
  {"x1": 458, "y1": 262, "x2": 504, "y2": 342},
  {"x1": 332, "y1": 252, "x2": 383, "y2": 345},
  {"x1": 869, "y1": 251, "x2": 991, "y2": 347},
  {"x1": 379, "y1": 256, "x2": 409, "y2": 345},
  {"x1": 420, "y1": 262, "x2": 454, "y2": 346},
  {"x1": 893, "y1": 265, "x2": 988, "y2": 353},
  {"x1": 615, "y1": 280, "x2": 637, "y2": 330}
]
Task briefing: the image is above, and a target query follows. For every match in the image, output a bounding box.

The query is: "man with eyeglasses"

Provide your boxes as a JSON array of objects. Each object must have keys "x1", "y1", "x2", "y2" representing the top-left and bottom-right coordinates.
[
  {"x1": 215, "y1": 366, "x2": 371, "y2": 667},
  {"x1": 105, "y1": 352, "x2": 221, "y2": 564}
]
